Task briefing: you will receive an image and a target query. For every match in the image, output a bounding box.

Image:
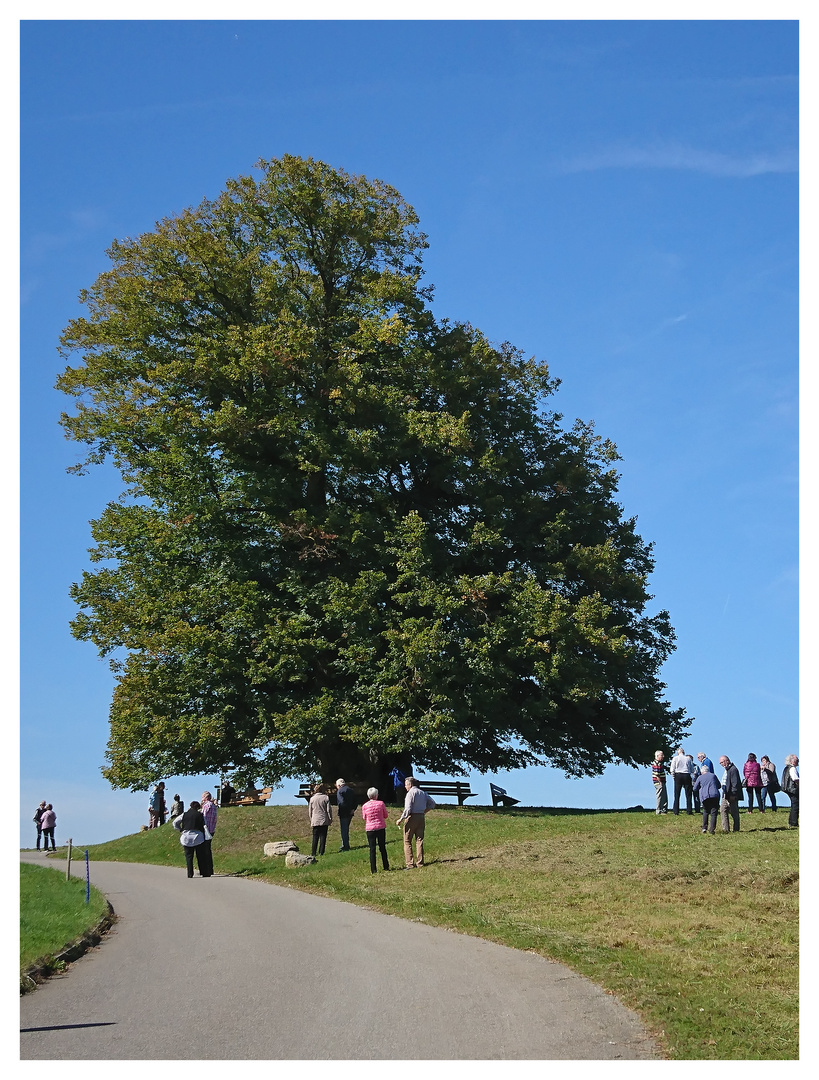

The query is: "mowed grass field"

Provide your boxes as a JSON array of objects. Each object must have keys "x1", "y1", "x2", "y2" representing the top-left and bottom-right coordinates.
[
  {"x1": 20, "y1": 862, "x2": 110, "y2": 973},
  {"x1": 84, "y1": 803, "x2": 798, "y2": 1060}
]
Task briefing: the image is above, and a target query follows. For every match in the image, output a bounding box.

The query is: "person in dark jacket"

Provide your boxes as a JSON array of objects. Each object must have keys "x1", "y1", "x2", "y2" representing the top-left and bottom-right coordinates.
[
  {"x1": 693, "y1": 766, "x2": 721, "y2": 834},
  {"x1": 34, "y1": 801, "x2": 47, "y2": 851},
  {"x1": 782, "y1": 754, "x2": 799, "y2": 827},
  {"x1": 718, "y1": 756, "x2": 743, "y2": 833},
  {"x1": 335, "y1": 778, "x2": 358, "y2": 852},
  {"x1": 173, "y1": 800, "x2": 207, "y2": 877}
]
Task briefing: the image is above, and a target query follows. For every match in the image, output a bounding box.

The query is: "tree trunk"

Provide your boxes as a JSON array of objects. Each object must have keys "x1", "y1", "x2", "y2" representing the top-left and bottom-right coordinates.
[{"x1": 315, "y1": 742, "x2": 413, "y2": 805}]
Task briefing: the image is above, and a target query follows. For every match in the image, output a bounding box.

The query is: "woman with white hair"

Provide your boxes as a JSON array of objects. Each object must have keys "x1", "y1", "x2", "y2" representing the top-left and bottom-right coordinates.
[
  {"x1": 360, "y1": 787, "x2": 390, "y2": 874},
  {"x1": 693, "y1": 765, "x2": 721, "y2": 834},
  {"x1": 782, "y1": 755, "x2": 799, "y2": 827}
]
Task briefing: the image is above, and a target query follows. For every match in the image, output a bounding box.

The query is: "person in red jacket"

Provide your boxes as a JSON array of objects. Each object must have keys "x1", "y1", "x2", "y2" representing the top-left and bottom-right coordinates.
[{"x1": 743, "y1": 753, "x2": 763, "y2": 813}]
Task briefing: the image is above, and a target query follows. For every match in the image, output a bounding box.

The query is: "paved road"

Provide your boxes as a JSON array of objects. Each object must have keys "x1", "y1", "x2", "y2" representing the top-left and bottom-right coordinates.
[{"x1": 20, "y1": 852, "x2": 659, "y2": 1060}]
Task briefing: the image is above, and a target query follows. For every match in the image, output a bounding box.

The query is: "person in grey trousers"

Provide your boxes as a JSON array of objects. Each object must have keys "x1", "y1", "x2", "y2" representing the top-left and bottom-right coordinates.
[{"x1": 718, "y1": 756, "x2": 743, "y2": 833}]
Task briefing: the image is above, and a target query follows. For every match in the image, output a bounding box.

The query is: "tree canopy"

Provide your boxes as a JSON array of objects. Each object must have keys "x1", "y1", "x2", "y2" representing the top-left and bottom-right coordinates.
[{"x1": 57, "y1": 154, "x2": 688, "y2": 791}]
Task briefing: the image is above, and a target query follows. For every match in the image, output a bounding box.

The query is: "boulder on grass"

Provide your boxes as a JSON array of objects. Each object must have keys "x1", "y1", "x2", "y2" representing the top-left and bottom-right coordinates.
[
  {"x1": 264, "y1": 841, "x2": 299, "y2": 857},
  {"x1": 285, "y1": 851, "x2": 317, "y2": 868}
]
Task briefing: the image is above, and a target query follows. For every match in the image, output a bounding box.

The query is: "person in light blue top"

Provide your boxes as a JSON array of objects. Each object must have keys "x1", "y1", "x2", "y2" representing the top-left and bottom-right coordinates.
[
  {"x1": 148, "y1": 782, "x2": 165, "y2": 829},
  {"x1": 687, "y1": 755, "x2": 701, "y2": 812}
]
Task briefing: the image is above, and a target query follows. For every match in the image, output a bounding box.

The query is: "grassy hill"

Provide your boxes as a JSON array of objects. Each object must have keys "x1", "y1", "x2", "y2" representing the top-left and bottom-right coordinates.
[{"x1": 84, "y1": 802, "x2": 798, "y2": 1060}]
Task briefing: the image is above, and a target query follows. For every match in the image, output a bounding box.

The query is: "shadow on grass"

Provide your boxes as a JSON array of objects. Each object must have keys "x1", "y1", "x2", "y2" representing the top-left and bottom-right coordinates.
[
  {"x1": 469, "y1": 805, "x2": 650, "y2": 818},
  {"x1": 427, "y1": 854, "x2": 487, "y2": 865}
]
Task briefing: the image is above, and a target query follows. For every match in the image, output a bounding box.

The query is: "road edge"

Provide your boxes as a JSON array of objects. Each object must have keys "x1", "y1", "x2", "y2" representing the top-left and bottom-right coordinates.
[{"x1": 20, "y1": 900, "x2": 117, "y2": 995}]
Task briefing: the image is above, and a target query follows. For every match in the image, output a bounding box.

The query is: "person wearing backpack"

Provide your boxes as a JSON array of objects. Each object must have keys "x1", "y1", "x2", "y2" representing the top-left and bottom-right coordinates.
[{"x1": 335, "y1": 778, "x2": 358, "y2": 852}]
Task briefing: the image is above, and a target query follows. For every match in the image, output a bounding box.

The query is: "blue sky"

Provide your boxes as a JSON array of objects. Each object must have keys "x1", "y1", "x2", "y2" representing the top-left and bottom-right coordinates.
[{"x1": 17, "y1": 17, "x2": 799, "y2": 847}]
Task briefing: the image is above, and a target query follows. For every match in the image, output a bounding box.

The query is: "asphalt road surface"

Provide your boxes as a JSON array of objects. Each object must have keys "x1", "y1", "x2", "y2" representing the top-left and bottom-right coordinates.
[{"x1": 20, "y1": 852, "x2": 659, "y2": 1060}]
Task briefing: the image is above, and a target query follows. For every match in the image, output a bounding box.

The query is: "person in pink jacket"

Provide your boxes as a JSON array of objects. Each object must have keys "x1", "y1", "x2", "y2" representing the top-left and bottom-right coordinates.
[
  {"x1": 743, "y1": 753, "x2": 764, "y2": 813},
  {"x1": 40, "y1": 804, "x2": 57, "y2": 851},
  {"x1": 360, "y1": 787, "x2": 390, "y2": 874}
]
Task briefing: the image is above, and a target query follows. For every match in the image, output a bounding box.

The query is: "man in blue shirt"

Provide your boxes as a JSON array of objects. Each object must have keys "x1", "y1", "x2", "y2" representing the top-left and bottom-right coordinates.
[
  {"x1": 696, "y1": 751, "x2": 716, "y2": 775},
  {"x1": 389, "y1": 766, "x2": 406, "y2": 805}
]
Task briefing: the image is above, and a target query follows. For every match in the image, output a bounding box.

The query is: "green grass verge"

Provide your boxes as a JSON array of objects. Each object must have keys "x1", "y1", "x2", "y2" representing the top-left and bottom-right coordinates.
[
  {"x1": 85, "y1": 803, "x2": 798, "y2": 1060},
  {"x1": 20, "y1": 862, "x2": 110, "y2": 972}
]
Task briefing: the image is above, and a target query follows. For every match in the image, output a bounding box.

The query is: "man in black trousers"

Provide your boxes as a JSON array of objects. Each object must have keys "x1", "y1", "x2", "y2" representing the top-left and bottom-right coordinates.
[{"x1": 335, "y1": 778, "x2": 358, "y2": 852}]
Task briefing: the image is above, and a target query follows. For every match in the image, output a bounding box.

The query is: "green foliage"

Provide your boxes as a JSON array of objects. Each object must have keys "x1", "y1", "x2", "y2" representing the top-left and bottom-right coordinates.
[
  {"x1": 20, "y1": 863, "x2": 109, "y2": 971},
  {"x1": 57, "y1": 154, "x2": 688, "y2": 790}
]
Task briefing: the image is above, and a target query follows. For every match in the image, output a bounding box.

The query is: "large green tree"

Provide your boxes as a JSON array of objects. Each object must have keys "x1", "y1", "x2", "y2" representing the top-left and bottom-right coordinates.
[{"x1": 57, "y1": 155, "x2": 688, "y2": 792}]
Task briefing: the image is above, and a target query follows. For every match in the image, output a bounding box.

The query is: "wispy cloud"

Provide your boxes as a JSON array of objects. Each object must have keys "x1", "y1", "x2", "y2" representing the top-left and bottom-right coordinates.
[
  {"x1": 555, "y1": 143, "x2": 798, "y2": 178},
  {"x1": 612, "y1": 313, "x2": 688, "y2": 355}
]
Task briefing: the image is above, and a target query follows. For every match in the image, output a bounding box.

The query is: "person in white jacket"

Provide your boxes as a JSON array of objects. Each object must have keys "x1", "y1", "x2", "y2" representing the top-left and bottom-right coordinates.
[{"x1": 670, "y1": 748, "x2": 694, "y2": 816}]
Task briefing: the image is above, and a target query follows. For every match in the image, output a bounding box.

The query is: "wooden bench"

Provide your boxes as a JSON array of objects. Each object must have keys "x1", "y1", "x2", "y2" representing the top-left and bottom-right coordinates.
[
  {"x1": 414, "y1": 780, "x2": 477, "y2": 806},
  {"x1": 490, "y1": 782, "x2": 520, "y2": 807},
  {"x1": 218, "y1": 785, "x2": 273, "y2": 807},
  {"x1": 295, "y1": 780, "x2": 477, "y2": 806}
]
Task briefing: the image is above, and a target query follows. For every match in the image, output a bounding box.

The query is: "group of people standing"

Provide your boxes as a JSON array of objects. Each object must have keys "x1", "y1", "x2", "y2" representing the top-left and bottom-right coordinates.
[
  {"x1": 307, "y1": 778, "x2": 362, "y2": 857},
  {"x1": 308, "y1": 776, "x2": 437, "y2": 873},
  {"x1": 652, "y1": 749, "x2": 800, "y2": 832},
  {"x1": 33, "y1": 801, "x2": 57, "y2": 851}
]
